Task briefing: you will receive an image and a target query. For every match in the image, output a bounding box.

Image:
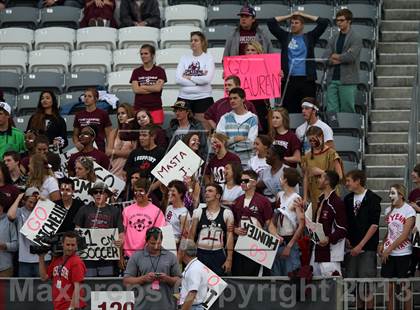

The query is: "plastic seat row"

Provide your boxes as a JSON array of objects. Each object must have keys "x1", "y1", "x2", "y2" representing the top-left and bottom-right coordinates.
[
  {"x1": 0, "y1": 47, "x2": 225, "y2": 75},
  {"x1": 0, "y1": 26, "x2": 205, "y2": 52}
]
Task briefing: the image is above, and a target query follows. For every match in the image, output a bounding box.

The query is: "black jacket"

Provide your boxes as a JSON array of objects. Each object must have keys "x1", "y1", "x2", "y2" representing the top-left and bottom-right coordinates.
[
  {"x1": 344, "y1": 189, "x2": 382, "y2": 251},
  {"x1": 267, "y1": 17, "x2": 329, "y2": 81},
  {"x1": 120, "y1": 0, "x2": 161, "y2": 28}
]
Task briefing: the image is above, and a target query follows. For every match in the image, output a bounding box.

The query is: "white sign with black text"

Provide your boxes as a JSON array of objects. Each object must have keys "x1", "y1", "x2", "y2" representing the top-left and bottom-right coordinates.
[
  {"x1": 75, "y1": 228, "x2": 120, "y2": 261},
  {"x1": 91, "y1": 291, "x2": 135, "y2": 310}
]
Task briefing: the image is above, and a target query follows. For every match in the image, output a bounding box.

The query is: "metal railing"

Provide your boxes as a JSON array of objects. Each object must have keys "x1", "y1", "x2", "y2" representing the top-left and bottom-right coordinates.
[{"x1": 405, "y1": 25, "x2": 420, "y2": 193}]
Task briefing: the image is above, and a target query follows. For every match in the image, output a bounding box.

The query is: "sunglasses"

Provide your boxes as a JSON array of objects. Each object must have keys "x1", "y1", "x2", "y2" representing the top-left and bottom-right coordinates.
[
  {"x1": 240, "y1": 179, "x2": 254, "y2": 184},
  {"x1": 92, "y1": 190, "x2": 106, "y2": 195}
]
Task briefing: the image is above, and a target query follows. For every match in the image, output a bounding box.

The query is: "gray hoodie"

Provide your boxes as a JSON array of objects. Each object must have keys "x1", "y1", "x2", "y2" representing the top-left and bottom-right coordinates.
[{"x1": 0, "y1": 213, "x2": 18, "y2": 271}]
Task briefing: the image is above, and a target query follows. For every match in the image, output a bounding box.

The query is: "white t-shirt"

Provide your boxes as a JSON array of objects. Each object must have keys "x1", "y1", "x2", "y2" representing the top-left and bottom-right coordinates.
[
  {"x1": 276, "y1": 191, "x2": 301, "y2": 236},
  {"x1": 176, "y1": 52, "x2": 215, "y2": 100},
  {"x1": 221, "y1": 185, "x2": 244, "y2": 207},
  {"x1": 40, "y1": 176, "x2": 60, "y2": 198},
  {"x1": 247, "y1": 155, "x2": 269, "y2": 175},
  {"x1": 295, "y1": 119, "x2": 334, "y2": 153},
  {"x1": 384, "y1": 203, "x2": 416, "y2": 256},
  {"x1": 165, "y1": 205, "x2": 190, "y2": 242},
  {"x1": 353, "y1": 190, "x2": 367, "y2": 216},
  {"x1": 180, "y1": 258, "x2": 208, "y2": 305},
  {"x1": 192, "y1": 207, "x2": 234, "y2": 250}
]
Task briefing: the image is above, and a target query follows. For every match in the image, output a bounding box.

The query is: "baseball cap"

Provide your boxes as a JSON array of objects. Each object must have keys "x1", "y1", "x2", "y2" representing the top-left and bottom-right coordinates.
[
  {"x1": 238, "y1": 5, "x2": 256, "y2": 17},
  {"x1": 0, "y1": 101, "x2": 11, "y2": 115},
  {"x1": 88, "y1": 181, "x2": 113, "y2": 196},
  {"x1": 25, "y1": 187, "x2": 40, "y2": 197},
  {"x1": 171, "y1": 100, "x2": 191, "y2": 110}
]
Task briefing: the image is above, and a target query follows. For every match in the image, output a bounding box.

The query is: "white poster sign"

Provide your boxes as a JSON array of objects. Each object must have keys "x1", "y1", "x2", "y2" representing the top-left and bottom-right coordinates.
[
  {"x1": 234, "y1": 223, "x2": 279, "y2": 269},
  {"x1": 75, "y1": 228, "x2": 120, "y2": 261},
  {"x1": 20, "y1": 199, "x2": 68, "y2": 246},
  {"x1": 305, "y1": 203, "x2": 326, "y2": 243},
  {"x1": 152, "y1": 140, "x2": 204, "y2": 186},
  {"x1": 412, "y1": 214, "x2": 420, "y2": 248},
  {"x1": 72, "y1": 178, "x2": 94, "y2": 204},
  {"x1": 94, "y1": 162, "x2": 125, "y2": 198},
  {"x1": 202, "y1": 265, "x2": 228, "y2": 310},
  {"x1": 161, "y1": 225, "x2": 177, "y2": 256},
  {"x1": 91, "y1": 291, "x2": 135, "y2": 310}
]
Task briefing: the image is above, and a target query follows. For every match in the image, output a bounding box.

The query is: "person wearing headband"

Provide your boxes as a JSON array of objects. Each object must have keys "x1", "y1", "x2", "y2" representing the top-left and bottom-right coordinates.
[
  {"x1": 0, "y1": 101, "x2": 26, "y2": 158},
  {"x1": 295, "y1": 97, "x2": 334, "y2": 153}
]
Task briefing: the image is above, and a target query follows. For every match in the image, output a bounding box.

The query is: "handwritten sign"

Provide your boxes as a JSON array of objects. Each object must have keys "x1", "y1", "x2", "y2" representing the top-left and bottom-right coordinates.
[
  {"x1": 75, "y1": 228, "x2": 120, "y2": 260},
  {"x1": 91, "y1": 291, "x2": 135, "y2": 310},
  {"x1": 223, "y1": 53, "x2": 281, "y2": 100},
  {"x1": 72, "y1": 178, "x2": 94, "y2": 204},
  {"x1": 59, "y1": 147, "x2": 78, "y2": 176},
  {"x1": 234, "y1": 223, "x2": 279, "y2": 269},
  {"x1": 202, "y1": 265, "x2": 228, "y2": 310},
  {"x1": 161, "y1": 225, "x2": 177, "y2": 256},
  {"x1": 20, "y1": 199, "x2": 68, "y2": 246},
  {"x1": 94, "y1": 162, "x2": 125, "y2": 198},
  {"x1": 152, "y1": 140, "x2": 204, "y2": 186},
  {"x1": 304, "y1": 203, "x2": 326, "y2": 243},
  {"x1": 413, "y1": 214, "x2": 420, "y2": 248}
]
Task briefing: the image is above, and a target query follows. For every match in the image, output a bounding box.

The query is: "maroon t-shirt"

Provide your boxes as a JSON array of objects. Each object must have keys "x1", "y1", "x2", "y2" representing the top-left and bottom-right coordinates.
[
  {"x1": 409, "y1": 188, "x2": 420, "y2": 208},
  {"x1": 273, "y1": 130, "x2": 301, "y2": 168},
  {"x1": 205, "y1": 151, "x2": 241, "y2": 184},
  {"x1": 67, "y1": 149, "x2": 111, "y2": 175},
  {"x1": 0, "y1": 184, "x2": 20, "y2": 212},
  {"x1": 74, "y1": 108, "x2": 112, "y2": 151},
  {"x1": 130, "y1": 65, "x2": 167, "y2": 111},
  {"x1": 239, "y1": 29, "x2": 257, "y2": 55},
  {"x1": 231, "y1": 192, "x2": 273, "y2": 227},
  {"x1": 204, "y1": 97, "x2": 257, "y2": 125}
]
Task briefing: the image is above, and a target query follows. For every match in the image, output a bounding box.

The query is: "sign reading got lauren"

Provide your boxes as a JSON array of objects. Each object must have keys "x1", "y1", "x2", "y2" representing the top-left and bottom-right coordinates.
[
  {"x1": 234, "y1": 222, "x2": 280, "y2": 269},
  {"x1": 20, "y1": 199, "x2": 68, "y2": 246},
  {"x1": 152, "y1": 140, "x2": 204, "y2": 186},
  {"x1": 223, "y1": 53, "x2": 281, "y2": 100}
]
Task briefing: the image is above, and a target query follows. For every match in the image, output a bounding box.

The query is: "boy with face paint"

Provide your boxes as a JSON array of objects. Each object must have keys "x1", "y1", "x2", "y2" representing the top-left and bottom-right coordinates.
[
  {"x1": 230, "y1": 169, "x2": 273, "y2": 276},
  {"x1": 379, "y1": 184, "x2": 415, "y2": 310},
  {"x1": 379, "y1": 184, "x2": 416, "y2": 278}
]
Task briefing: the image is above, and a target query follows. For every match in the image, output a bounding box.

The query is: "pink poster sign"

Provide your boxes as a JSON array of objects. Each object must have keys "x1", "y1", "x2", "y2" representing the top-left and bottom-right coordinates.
[{"x1": 223, "y1": 53, "x2": 281, "y2": 100}]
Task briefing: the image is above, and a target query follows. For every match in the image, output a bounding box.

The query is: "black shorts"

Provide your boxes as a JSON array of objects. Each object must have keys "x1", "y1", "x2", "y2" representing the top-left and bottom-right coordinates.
[
  {"x1": 178, "y1": 97, "x2": 214, "y2": 114},
  {"x1": 381, "y1": 255, "x2": 412, "y2": 278}
]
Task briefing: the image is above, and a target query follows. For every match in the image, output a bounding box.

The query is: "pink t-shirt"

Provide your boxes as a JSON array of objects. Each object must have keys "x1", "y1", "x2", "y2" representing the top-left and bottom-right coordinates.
[{"x1": 122, "y1": 202, "x2": 166, "y2": 257}]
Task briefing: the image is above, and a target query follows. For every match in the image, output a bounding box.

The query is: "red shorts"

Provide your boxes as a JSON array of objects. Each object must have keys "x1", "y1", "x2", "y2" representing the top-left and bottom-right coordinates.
[{"x1": 149, "y1": 109, "x2": 164, "y2": 125}]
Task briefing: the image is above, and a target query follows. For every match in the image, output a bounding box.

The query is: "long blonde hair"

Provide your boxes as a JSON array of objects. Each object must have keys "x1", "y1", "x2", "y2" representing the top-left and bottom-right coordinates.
[
  {"x1": 75, "y1": 156, "x2": 96, "y2": 183},
  {"x1": 27, "y1": 153, "x2": 54, "y2": 189}
]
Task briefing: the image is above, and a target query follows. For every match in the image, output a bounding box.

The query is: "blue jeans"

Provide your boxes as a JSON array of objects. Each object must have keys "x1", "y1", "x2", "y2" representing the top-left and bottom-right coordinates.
[
  {"x1": 191, "y1": 305, "x2": 204, "y2": 310},
  {"x1": 18, "y1": 262, "x2": 39, "y2": 277},
  {"x1": 271, "y1": 243, "x2": 301, "y2": 276}
]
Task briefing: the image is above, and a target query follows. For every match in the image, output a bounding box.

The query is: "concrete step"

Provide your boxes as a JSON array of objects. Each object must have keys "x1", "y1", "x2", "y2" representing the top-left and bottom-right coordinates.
[
  {"x1": 378, "y1": 53, "x2": 417, "y2": 65},
  {"x1": 373, "y1": 87, "x2": 412, "y2": 99},
  {"x1": 373, "y1": 98, "x2": 411, "y2": 110},
  {"x1": 367, "y1": 143, "x2": 420, "y2": 154},
  {"x1": 375, "y1": 190, "x2": 390, "y2": 203},
  {"x1": 375, "y1": 64, "x2": 417, "y2": 76},
  {"x1": 368, "y1": 132, "x2": 408, "y2": 143},
  {"x1": 370, "y1": 109, "x2": 410, "y2": 121},
  {"x1": 384, "y1": 9, "x2": 420, "y2": 20},
  {"x1": 365, "y1": 166, "x2": 405, "y2": 178},
  {"x1": 376, "y1": 76, "x2": 414, "y2": 87},
  {"x1": 381, "y1": 21, "x2": 420, "y2": 32},
  {"x1": 363, "y1": 154, "x2": 420, "y2": 166},
  {"x1": 370, "y1": 121, "x2": 409, "y2": 132},
  {"x1": 366, "y1": 178, "x2": 404, "y2": 189},
  {"x1": 381, "y1": 31, "x2": 418, "y2": 42},
  {"x1": 384, "y1": 0, "x2": 420, "y2": 9}
]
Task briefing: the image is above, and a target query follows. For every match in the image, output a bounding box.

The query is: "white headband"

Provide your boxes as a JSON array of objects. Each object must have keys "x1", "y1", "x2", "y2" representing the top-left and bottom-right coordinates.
[{"x1": 301, "y1": 101, "x2": 319, "y2": 111}]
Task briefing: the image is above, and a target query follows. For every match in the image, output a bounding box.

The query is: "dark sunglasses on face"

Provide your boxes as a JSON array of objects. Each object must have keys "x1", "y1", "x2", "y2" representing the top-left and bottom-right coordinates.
[
  {"x1": 240, "y1": 179, "x2": 254, "y2": 184},
  {"x1": 92, "y1": 190, "x2": 105, "y2": 195}
]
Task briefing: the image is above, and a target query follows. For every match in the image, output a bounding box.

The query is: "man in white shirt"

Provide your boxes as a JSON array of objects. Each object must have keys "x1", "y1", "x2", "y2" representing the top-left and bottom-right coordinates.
[
  {"x1": 295, "y1": 97, "x2": 334, "y2": 153},
  {"x1": 179, "y1": 240, "x2": 208, "y2": 310}
]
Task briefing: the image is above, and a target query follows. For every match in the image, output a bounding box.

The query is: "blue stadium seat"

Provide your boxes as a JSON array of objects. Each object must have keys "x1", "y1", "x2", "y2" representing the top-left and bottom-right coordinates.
[
  {"x1": 59, "y1": 91, "x2": 83, "y2": 107},
  {"x1": 207, "y1": 4, "x2": 242, "y2": 26},
  {"x1": 16, "y1": 91, "x2": 42, "y2": 116},
  {"x1": 253, "y1": 4, "x2": 290, "y2": 23},
  {"x1": 14, "y1": 115, "x2": 32, "y2": 131},
  {"x1": 289, "y1": 113, "x2": 305, "y2": 130},
  {"x1": 2, "y1": 92, "x2": 17, "y2": 111},
  {"x1": 65, "y1": 72, "x2": 106, "y2": 92},
  {"x1": 292, "y1": 3, "x2": 334, "y2": 25},
  {"x1": 0, "y1": 71, "x2": 22, "y2": 94},
  {"x1": 115, "y1": 91, "x2": 135, "y2": 105},
  {"x1": 204, "y1": 25, "x2": 235, "y2": 48},
  {"x1": 0, "y1": 7, "x2": 39, "y2": 29},
  {"x1": 324, "y1": 112, "x2": 362, "y2": 137},
  {"x1": 22, "y1": 72, "x2": 64, "y2": 93},
  {"x1": 334, "y1": 135, "x2": 361, "y2": 163},
  {"x1": 39, "y1": 6, "x2": 81, "y2": 29}
]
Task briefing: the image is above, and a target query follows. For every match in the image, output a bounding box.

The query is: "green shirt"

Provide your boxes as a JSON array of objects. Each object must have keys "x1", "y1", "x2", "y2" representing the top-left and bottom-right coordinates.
[{"x1": 0, "y1": 127, "x2": 26, "y2": 158}]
